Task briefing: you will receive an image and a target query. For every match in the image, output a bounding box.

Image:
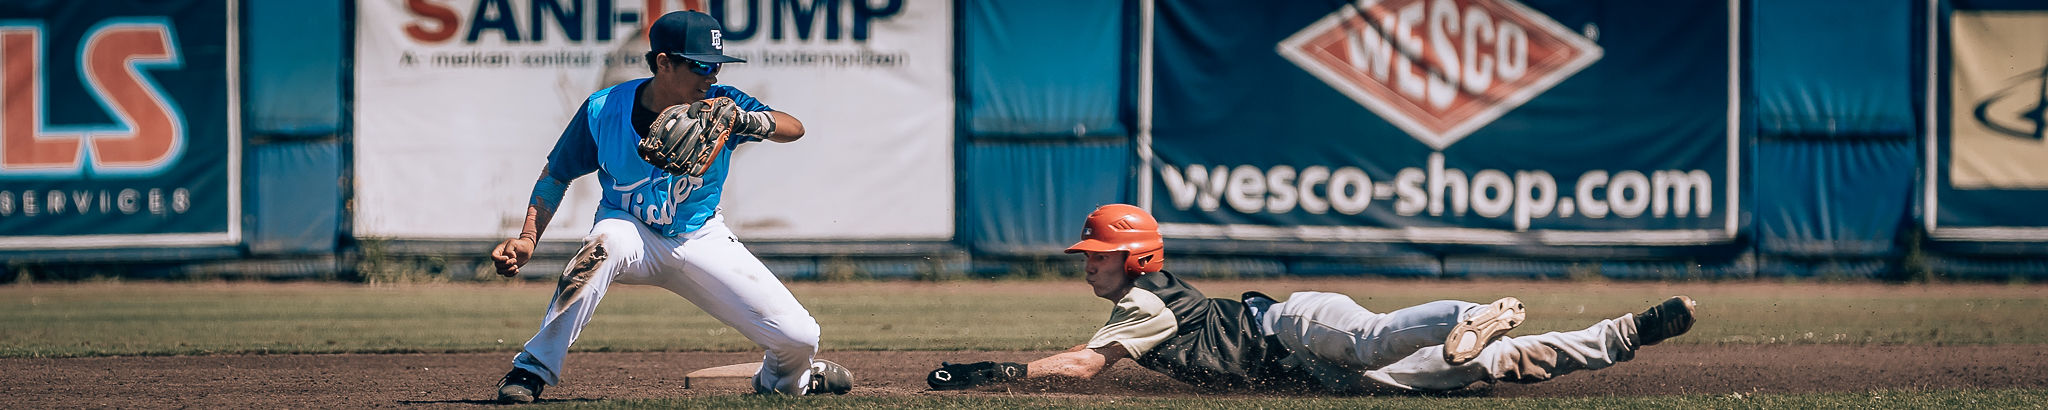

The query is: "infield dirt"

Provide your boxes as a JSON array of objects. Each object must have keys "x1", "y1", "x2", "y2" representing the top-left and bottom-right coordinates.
[{"x1": 9, "y1": 344, "x2": 2047, "y2": 408}]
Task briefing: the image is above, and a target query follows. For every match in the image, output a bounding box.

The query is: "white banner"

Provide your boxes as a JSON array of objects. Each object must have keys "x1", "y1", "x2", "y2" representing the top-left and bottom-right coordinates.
[
  {"x1": 354, "y1": 0, "x2": 953, "y2": 241},
  {"x1": 1947, "y1": 11, "x2": 2048, "y2": 189}
]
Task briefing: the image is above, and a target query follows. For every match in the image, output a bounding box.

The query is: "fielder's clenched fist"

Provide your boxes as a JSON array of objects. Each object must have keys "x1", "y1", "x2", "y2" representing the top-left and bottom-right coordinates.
[{"x1": 491, "y1": 236, "x2": 535, "y2": 277}]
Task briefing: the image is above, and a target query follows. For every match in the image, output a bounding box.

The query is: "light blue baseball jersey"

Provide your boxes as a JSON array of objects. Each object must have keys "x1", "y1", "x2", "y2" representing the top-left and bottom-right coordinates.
[{"x1": 542, "y1": 78, "x2": 771, "y2": 237}]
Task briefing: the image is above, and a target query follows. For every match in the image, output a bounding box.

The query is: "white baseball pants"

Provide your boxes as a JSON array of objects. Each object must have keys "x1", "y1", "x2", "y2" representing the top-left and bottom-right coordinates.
[
  {"x1": 1261, "y1": 292, "x2": 1638, "y2": 392},
  {"x1": 512, "y1": 216, "x2": 821, "y2": 394}
]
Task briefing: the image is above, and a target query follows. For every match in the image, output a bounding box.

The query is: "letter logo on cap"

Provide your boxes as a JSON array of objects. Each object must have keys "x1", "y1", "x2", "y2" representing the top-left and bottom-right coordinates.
[{"x1": 710, "y1": 29, "x2": 722, "y2": 50}]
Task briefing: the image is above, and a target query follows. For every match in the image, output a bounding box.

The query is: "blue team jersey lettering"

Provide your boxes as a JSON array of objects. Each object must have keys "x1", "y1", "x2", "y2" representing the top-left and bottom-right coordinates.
[{"x1": 542, "y1": 79, "x2": 773, "y2": 237}]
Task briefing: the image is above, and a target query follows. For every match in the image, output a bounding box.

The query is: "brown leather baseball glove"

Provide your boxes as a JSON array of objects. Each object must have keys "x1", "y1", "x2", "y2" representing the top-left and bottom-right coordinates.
[{"x1": 638, "y1": 97, "x2": 740, "y2": 177}]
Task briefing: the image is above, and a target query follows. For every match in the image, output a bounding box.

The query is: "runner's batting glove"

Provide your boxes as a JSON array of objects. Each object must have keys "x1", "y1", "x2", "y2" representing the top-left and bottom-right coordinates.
[
  {"x1": 639, "y1": 97, "x2": 739, "y2": 177},
  {"x1": 926, "y1": 361, "x2": 1026, "y2": 390}
]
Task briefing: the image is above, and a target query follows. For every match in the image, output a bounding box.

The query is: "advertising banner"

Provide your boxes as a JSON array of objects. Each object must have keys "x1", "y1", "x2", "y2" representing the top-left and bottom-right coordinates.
[
  {"x1": 1143, "y1": 0, "x2": 1739, "y2": 252},
  {"x1": 0, "y1": 0, "x2": 239, "y2": 249},
  {"x1": 1924, "y1": 0, "x2": 2048, "y2": 241},
  {"x1": 354, "y1": 0, "x2": 952, "y2": 241}
]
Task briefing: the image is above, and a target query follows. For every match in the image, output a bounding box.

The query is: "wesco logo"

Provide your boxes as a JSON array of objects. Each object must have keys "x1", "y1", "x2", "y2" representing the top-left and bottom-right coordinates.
[{"x1": 1278, "y1": 0, "x2": 1601, "y2": 150}]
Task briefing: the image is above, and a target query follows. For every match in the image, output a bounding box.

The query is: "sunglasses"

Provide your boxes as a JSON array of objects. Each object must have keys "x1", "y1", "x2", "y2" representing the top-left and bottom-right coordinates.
[{"x1": 681, "y1": 58, "x2": 721, "y2": 76}]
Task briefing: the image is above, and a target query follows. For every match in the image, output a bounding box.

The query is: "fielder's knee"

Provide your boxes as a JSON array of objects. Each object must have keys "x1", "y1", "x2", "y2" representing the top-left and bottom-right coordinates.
[{"x1": 757, "y1": 314, "x2": 821, "y2": 358}]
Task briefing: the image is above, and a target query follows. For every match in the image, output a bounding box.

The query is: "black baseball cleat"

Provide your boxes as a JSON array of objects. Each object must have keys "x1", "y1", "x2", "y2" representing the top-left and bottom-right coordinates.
[
  {"x1": 1443, "y1": 297, "x2": 1526, "y2": 365},
  {"x1": 806, "y1": 359, "x2": 854, "y2": 395},
  {"x1": 1633, "y1": 296, "x2": 1698, "y2": 348},
  {"x1": 496, "y1": 368, "x2": 546, "y2": 404}
]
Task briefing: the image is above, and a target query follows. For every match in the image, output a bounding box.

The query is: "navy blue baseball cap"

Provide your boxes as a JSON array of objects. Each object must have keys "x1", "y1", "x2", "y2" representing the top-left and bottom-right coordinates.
[{"x1": 650, "y1": 11, "x2": 745, "y2": 63}]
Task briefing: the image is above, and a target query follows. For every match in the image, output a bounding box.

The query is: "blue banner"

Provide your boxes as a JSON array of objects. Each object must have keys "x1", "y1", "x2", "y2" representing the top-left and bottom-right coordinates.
[
  {"x1": 0, "y1": 1, "x2": 237, "y2": 249},
  {"x1": 1143, "y1": 0, "x2": 1739, "y2": 253},
  {"x1": 963, "y1": 0, "x2": 1129, "y2": 139},
  {"x1": 1924, "y1": 0, "x2": 2048, "y2": 244},
  {"x1": 1753, "y1": 0, "x2": 1914, "y2": 141},
  {"x1": 1749, "y1": 0, "x2": 1916, "y2": 259}
]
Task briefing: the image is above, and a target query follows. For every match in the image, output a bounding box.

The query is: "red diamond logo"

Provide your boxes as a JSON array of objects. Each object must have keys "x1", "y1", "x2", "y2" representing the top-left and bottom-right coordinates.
[{"x1": 1279, "y1": 0, "x2": 1602, "y2": 150}]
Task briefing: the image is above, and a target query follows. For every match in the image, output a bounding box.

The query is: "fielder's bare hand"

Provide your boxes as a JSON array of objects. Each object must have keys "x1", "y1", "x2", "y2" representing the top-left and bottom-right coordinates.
[{"x1": 492, "y1": 237, "x2": 536, "y2": 277}]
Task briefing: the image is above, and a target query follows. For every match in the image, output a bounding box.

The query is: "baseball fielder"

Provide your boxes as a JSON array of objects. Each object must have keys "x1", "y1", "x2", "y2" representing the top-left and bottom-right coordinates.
[
  {"x1": 488, "y1": 11, "x2": 850, "y2": 403},
  {"x1": 926, "y1": 204, "x2": 1698, "y2": 393}
]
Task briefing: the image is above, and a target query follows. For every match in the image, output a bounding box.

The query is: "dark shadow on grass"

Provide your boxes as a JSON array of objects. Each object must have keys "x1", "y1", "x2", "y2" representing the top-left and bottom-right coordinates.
[
  {"x1": 960, "y1": 374, "x2": 1507, "y2": 398},
  {"x1": 1338, "y1": 384, "x2": 1500, "y2": 398},
  {"x1": 397, "y1": 398, "x2": 604, "y2": 405}
]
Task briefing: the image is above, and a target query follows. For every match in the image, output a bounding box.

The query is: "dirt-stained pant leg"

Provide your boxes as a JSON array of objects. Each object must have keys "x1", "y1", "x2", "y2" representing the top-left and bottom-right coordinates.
[
  {"x1": 513, "y1": 218, "x2": 650, "y2": 385},
  {"x1": 1359, "y1": 316, "x2": 1637, "y2": 391},
  {"x1": 1261, "y1": 292, "x2": 1481, "y2": 392},
  {"x1": 549, "y1": 240, "x2": 609, "y2": 315},
  {"x1": 641, "y1": 215, "x2": 820, "y2": 395}
]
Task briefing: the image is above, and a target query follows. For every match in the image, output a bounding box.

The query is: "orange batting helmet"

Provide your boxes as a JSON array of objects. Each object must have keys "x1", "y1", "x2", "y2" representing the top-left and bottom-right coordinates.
[{"x1": 1065, "y1": 204, "x2": 1166, "y2": 273}]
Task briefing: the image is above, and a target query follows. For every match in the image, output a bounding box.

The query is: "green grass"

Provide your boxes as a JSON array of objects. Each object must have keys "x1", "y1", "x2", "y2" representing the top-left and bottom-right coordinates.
[
  {"x1": 1, "y1": 280, "x2": 2045, "y2": 358},
  {"x1": 0, "y1": 282, "x2": 1106, "y2": 357},
  {"x1": 5, "y1": 280, "x2": 2046, "y2": 408},
  {"x1": 543, "y1": 388, "x2": 2048, "y2": 409}
]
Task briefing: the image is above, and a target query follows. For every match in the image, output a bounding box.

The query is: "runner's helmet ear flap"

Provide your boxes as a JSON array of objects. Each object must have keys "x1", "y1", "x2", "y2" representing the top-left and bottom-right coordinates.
[{"x1": 1064, "y1": 204, "x2": 1166, "y2": 273}]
